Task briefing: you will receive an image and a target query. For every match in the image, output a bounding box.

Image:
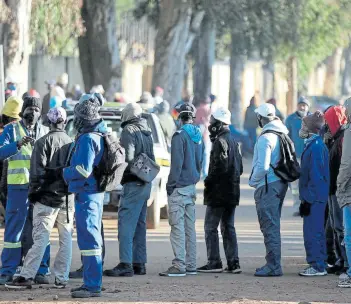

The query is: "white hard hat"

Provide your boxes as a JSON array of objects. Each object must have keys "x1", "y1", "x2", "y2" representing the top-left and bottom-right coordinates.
[
  {"x1": 254, "y1": 103, "x2": 276, "y2": 118},
  {"x1": 212, "y1": 107, "x2": 231, "y2": 125}
]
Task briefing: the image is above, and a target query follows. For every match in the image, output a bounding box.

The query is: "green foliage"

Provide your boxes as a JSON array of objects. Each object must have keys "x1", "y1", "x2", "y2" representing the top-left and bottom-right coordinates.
[
  {"x1": 288, "y1": 0, "x2": 351, "y2": 78},
  {"x1": 30, "y1": 0, "x2": 82, "y2": 56}
]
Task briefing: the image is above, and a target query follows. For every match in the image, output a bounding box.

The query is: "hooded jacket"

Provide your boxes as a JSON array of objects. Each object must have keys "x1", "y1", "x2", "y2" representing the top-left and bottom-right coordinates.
[
  {"x1": 299, "y1": 135, "x2": 329, "y2": 204},
  {"x1": 63, "y1": 120, "x2": 107, "y2": 193},
  {"x1": 167, "y1": 124, "x2": 204, "y2": 195},
  {"x1": 29, "y1": 129, "x2": 74, "y2": 208},
  {"x1": 120, "y1": 118, "x2": 155, "y2": 184},
  {"x1": 204, "y1": 127, "x2": 243, "y2": 207},
  {"x1": 324, "y1": 105, "x2": 347, "y2": 195},
  {"x1": 249, "y1": 119, "x2": 289, "y2": 189},
  {"x1": 336, "y1": 101, "x2": 351, "y2": 208}
]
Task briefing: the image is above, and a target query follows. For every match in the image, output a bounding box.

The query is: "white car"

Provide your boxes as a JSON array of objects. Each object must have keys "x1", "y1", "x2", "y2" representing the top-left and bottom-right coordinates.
[{"x1": 65, "y1": 107, "x2": 171, "y2": 229}]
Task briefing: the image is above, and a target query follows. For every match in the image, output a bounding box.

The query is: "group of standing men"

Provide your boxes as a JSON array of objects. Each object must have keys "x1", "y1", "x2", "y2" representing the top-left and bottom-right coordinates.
[{"x1": 249, "y1": 96, "x2": 351, "y2": 288}]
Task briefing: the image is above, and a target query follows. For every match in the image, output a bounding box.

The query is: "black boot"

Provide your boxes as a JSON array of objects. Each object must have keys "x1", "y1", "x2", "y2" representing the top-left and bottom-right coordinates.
[
  {"x1": 69, "y1": 266, "x2": 83, "y2": 279},
  {"x1": 133, "y1": 263, "x2": 146, "y2": 275},
  {"x1": 103, "y1": 263, "x2": 134, "y2": 277}
]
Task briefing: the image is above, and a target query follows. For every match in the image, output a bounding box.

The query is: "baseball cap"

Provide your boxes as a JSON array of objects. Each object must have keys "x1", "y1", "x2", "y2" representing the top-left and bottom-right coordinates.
[{"x1": 254, "y1": 103, "x2": 276, "y2": 118}]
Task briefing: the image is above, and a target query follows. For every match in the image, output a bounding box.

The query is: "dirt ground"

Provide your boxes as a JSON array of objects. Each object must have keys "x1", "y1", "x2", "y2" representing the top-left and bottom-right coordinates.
[
  {"x1": 0, "y1": 256, "x2": 350, "y2": 304},
  {"x1": 1, "y1": 163, "x2": 350, "y2": 304}
]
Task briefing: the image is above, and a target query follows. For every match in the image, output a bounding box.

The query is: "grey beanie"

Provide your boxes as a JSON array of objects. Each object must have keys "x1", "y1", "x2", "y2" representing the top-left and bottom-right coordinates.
[
  {"x1": 121, "y1": 103, "x2": 142, "y2": 125},
  {"x1": 74, "y1": 93, "x2": 104, "y2": 120},
  {"x1": 298, "y1": 96, "x2": 311, "y2": 108}
]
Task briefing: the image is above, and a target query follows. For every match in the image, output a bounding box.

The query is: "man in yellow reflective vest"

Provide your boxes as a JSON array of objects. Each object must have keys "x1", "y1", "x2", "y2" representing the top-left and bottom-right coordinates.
[{"x1": 0, "y1": 97, "x2": 49, "y2": 285}]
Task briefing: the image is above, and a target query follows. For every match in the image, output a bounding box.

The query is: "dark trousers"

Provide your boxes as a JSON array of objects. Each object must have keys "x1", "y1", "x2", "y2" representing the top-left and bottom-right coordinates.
[
  {"x1": 204, "y1": 206, "x2": 239, "y2": 266},
  {"x1": 328, "y1": 195, "x2": 347, "y2": 267}
]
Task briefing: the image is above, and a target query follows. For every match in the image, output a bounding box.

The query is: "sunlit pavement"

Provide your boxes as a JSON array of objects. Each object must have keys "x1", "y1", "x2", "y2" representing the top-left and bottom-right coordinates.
[{"x1": 0, "y1": 159, "x2": 350, "y2": 303}]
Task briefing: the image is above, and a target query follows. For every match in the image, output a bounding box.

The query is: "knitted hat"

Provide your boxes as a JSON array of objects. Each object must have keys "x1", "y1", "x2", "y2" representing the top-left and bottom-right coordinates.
[
  {"x1": 47, "y1": 106, "x2": 67, "y2": 124},
  {"x1": 298, "y1": 96, "x2": 311, "y2": 108},
  {"x1": 2, "y1": 96, "x2": 23, "y2": 119},
  {"x1": 74, "y1": 93, "x2": 104, "y2": 121},
  {"x1": 303, "y1": 111, "x2": 325, "y2": 134},
  {"x1": 121, "y1": 102, "x2": 142, "y2": 124},
  {"x1": 21, "y1": 96, "x2": 42, "y2": 114}
]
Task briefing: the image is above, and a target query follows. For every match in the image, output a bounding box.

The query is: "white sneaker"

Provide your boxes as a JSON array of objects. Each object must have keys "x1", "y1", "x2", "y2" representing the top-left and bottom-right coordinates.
[
  {"x1": 299, "y1": 266, "x2": 327, "y2": 277},
  {"x1": 338, "y1": 275, "x2": 351, "y2": 288}
]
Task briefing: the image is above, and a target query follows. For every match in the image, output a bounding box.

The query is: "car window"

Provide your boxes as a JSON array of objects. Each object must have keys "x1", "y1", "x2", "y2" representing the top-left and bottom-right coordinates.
[{"x1": 66, "y1": 116, "x2": 159, "y2": 144}]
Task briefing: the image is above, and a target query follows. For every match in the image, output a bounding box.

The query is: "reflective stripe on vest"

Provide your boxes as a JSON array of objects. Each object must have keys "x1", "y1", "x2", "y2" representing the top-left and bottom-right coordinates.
[
  {"x1": 7, "y1": 123, "x2": 33, "y2": 185},
  {"x1": 3, "y1": 241, "x2": 21, "y2": 249},
  {"x1": 81, "y1": 249, "x2": 102, "y2": 256}
]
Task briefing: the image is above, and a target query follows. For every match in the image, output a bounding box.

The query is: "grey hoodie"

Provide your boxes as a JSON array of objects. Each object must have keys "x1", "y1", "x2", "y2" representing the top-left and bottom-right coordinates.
[
  {"x1": 336, "y1": 100, "x2": 351, "y2": 208},
  {"x1": 249, "y1": 119, "x2": 289, "y2": 189}
]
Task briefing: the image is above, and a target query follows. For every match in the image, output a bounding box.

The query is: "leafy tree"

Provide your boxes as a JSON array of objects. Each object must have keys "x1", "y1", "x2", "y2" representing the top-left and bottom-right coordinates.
[{"x1": 30, "y1": 0, "x2": 82, "y2": 56}]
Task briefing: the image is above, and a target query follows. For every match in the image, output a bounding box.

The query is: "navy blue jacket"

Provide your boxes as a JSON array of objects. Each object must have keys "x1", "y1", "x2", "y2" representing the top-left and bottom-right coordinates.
[
  {"x1": 63, "y1": 120, "x2": 107, "y2": 194},
  {"x1": 299, "y1": 135, "x2": 329, "y2": 204}
]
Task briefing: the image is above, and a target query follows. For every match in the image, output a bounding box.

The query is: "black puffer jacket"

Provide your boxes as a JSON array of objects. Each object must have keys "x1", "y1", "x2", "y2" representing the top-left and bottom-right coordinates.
[
  {"x1": 29, "y1": 129, "x2": 74, "y2": 208},
  {"x1": 204, "y1": 128, "x2": 243, "y2": 207},
  {"x1": 120, "y1": 118, "x2": 155, "y2": 184}
]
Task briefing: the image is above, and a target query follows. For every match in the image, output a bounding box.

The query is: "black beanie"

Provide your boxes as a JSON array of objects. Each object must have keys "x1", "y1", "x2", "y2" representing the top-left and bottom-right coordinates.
[{"x1": 21, "y1": 97, "x2": 42, "y2": 114}]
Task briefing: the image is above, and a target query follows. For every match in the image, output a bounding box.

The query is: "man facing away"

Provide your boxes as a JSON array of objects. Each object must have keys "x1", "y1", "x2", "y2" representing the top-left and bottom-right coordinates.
[
  {"x1": 298, "y1": 111, "x2": 329, "y2": 276},
  {"x1": 285, "y1": 96, "x2": 310, "y2": 216},
  {"x1": 160, "y1": 103, "x2": 204, "y2": 277},
  {"x1": 249, "y1": 103, "x2": 289, "y2": 277},
  {"x1": 6, "y1": 107, "x2": 74, "y2": 289},
  {"x1": 63, "y1": 93, "x2": 107, "y2": 298},
  {"x1": 0, "y1": 97, "x2": 50, "y2": 285},
  {"x1": 104, "y1": 103, "x2": 155, "y2": 277},
  {"x1": 197, "y1": 107, "x2": 243, "y2": 274}
]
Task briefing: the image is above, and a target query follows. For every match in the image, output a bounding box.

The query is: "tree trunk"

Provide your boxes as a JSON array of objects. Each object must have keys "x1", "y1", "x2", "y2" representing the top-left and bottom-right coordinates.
[
  {"x1": 323, "y1": 48, "x2": 343, "y2": 97},
  {"x1": 192, "y1": 14, "x2": 215, "y2": 104},
  {"x1": 342, "y1": 42, "x2": 351, "y2": 96},
  {"x1": 152, "y1": 1, "x2": 204, "y2": 106},
  {"x1": 0, "y1": 0, "x2": 32, "y2": 95},
  {"x1": 78, "y1": 0, "x2": 122, "y2": 100},
  {"x1": 286, "y1": 56, "x2": 298, "y2": 115},
  {"x1": 229, "y1": 34, "x2": 245, "y2": 128}
]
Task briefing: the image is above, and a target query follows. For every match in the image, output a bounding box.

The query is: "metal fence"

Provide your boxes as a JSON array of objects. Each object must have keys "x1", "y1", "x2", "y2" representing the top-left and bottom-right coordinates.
[{"x1": 118, "y1": 12, "x2": 156, "y2": 63}]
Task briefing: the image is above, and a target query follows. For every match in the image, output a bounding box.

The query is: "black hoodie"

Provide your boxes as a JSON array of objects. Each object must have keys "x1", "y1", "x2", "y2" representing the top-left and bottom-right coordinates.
[{"x1": 120, "y1": 118, "x2": 155, "y2": 184}]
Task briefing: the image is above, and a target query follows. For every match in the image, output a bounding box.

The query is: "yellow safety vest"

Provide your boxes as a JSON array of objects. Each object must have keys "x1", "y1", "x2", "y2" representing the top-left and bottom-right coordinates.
[{"x1": 7, "y1": 122, "x2": 33, "y2": 185}]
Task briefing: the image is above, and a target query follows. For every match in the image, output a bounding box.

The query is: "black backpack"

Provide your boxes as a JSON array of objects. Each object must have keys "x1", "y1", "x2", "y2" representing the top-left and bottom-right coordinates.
[
  {"x1": 92, "y1": 132, "x2": 128, "y2": 192},
  {"x1": 262, "y1": 130, "x2": 300, "y2": 184}
]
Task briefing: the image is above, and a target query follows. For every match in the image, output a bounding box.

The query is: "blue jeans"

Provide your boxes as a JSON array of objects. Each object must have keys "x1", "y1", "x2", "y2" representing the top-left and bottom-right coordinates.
[
  {"x1": 303, "y1": 202, "x2": 327, "y2": 272},
  {"x1": 75, "y1": 192, "x2": 104, "y2": 292},
  {"x1": 118, "y1": 182, "x2": 152, "y2": 264},
  {"x1": 343, "y1": 205, "x2": 351, "y2": 277},
  {"x1": 254, "y1": 181, "x2": 288, "y2": 272},
  {"x1": 204, "y1": 206, "x2": 239, "y2": 266}
]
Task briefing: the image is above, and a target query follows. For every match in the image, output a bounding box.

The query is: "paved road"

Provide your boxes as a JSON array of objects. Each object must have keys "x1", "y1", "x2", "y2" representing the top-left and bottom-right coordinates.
[{"x1": 0, "y1": 159, "x2": 350, "y2": 303}]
